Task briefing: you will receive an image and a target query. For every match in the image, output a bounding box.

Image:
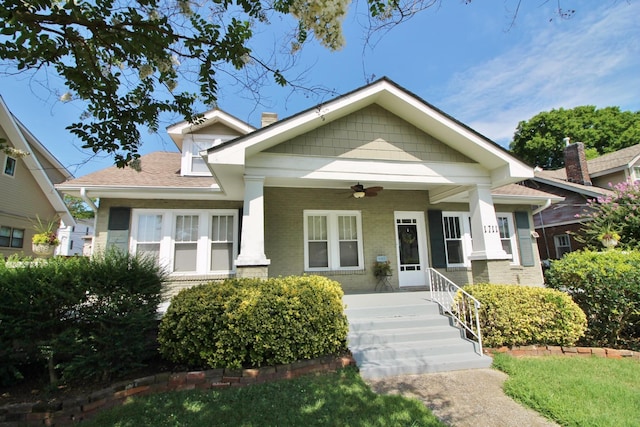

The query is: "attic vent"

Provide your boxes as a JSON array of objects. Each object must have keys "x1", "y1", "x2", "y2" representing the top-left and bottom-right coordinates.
[{"x1": 261, "y1": 112, "x2": 278, "y2": 128}]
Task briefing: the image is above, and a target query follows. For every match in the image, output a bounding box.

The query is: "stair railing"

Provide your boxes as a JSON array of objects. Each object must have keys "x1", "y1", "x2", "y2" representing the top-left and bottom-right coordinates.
[{"x1": 428, "y1": 268, "x2": 483, "y2": 356}]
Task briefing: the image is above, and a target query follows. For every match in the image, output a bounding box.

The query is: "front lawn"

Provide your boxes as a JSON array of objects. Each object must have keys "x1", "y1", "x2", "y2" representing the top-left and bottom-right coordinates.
[
  {"x1": 493, "y1": 354, "x2": 640, "y2": 427},
  {"x1": 83, "y1": 367, "x2": 446, "y2": 427}
]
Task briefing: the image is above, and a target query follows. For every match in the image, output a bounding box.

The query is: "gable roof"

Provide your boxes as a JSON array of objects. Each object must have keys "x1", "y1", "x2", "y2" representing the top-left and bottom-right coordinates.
[
  {"x1": 167, "y1": 109, "x2": 256, "y2": 151},
  {"x1": 57, "y1": 152, "x2": 222, "y2": 199},
  {"x1": 0, "y1": 96, "x2": 75, "y2": 226},
  {"x1": 207, "y1": 78, "x2": 532, "y2": 182}
]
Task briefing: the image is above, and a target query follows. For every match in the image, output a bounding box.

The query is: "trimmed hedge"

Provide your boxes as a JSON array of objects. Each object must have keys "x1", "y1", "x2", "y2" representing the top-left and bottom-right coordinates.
[
  {"x1": 0, "y1": 251, "x2": 165, "y2": 386},
  {"x1": 546, "y1": 249, "x2": 640, "y2": 350},
  {"x1": 459, "y1": 283, "x2": 586, "y2": 348},
  {"x1": 158, "y1": 276, "x2": 349, "y2": 369}
]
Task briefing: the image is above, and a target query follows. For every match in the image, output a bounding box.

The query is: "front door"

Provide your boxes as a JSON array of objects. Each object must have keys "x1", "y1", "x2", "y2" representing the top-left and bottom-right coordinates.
[{"x1": 394, "y1": 212, "x2": 429, "y2": 288}]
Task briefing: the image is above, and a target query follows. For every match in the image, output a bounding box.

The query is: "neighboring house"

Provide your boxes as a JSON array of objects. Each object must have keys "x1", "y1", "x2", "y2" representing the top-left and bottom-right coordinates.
[
  {"x1": 524, "y1": 140, "x2": 640, "y2": 260},
  {"x1": 55, "y1": 218, "x2": 95, "y2": 256},
  {"x1": 0, "y1": 96, "x2": 75, "y2": 259},
  {"x1": 57, "y1": 78, "x2": 556, "y2": 295}
]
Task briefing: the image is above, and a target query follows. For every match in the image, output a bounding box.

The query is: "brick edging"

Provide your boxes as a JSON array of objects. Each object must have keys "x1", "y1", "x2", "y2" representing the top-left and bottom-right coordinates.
[
  {"x1": 0, "y1": 354, "x2": 356, "y2": 426},
  {"x1": 486, "y1": 345, "x2": 640, "y2": 359}
]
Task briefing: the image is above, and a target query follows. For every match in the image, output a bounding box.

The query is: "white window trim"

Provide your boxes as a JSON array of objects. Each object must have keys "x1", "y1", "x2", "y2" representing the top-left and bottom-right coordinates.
[
  {"x1": 442, "y1": 211, "x2": 520, "y2": 267},
  {"x1": 180, "y1": 135, "x2": 227, "y2": 177},
  {"x1": 130, "y1": 209, "x2": 239, "y2": 276},
  {"x1": 442, "y1": 212, "x2": 473, "y2": 268},
  {"x1": 3, "y1": 155, "x2": 17, "y2": 178},
  {"x1": 303, "y1": 210, "x2": 364, "y2": 272},
  {"x1": 496, "y1": 212, "x2": 519, "y2": 266},
  {"x1": 553, "y1": 234, "x2": 572, "y2": 258}
]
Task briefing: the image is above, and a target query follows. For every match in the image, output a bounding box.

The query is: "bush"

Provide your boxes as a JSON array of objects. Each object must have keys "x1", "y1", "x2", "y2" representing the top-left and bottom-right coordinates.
[
  {"x1": 158, "y1": 276, "x2": 348, "y2": 369},
  {"x1": 459, "y1": 283, "x2": 586, "y2": 348},
  {"x1": 546, "y1": 249, "x2": 640, "y2": 350},
  {"x1": 0, "y1": 250, "x2": 165, "y2": 386}
]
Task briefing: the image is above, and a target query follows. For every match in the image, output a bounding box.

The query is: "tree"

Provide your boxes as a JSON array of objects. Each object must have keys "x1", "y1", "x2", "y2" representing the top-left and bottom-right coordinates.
[
  {"x1": 576, "y1": 180, "x2": 640, "y2": 250},
  {"x1": 63, "y1": 195, "x2": 95, "y2": 219},
  {"x1": 0, "y1": 0, "x2": 445, "y2": 168},
  {"x1": 509, "y1": 106, "x2": 640, "y2": 169}
]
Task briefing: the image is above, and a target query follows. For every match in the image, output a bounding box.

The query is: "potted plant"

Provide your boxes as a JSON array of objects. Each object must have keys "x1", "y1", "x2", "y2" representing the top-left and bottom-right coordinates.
[
  {"x1": 598, "y1": 227, "x2": 621, "y2": 249},
  {"x1": 373, "y1": 260, "x2": 392, "y2": 277},
  {"x1": 31, "y1": 216, "x2": 60, "y2": 257}
]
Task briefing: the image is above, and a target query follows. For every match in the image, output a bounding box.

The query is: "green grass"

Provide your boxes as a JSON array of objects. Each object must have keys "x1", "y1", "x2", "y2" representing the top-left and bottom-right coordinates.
[
  {"x1": 83, "y1": 367, "x2": 445, "y2": 427},
  {"x1": 493, "y1": 354, "x2": 640, "y2": 427}
]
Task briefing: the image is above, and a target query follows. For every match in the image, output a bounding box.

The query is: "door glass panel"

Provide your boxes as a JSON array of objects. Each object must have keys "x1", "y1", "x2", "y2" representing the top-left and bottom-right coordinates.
[{"x1": 398, "y1": 224, "x2": 420, "y2": 265}]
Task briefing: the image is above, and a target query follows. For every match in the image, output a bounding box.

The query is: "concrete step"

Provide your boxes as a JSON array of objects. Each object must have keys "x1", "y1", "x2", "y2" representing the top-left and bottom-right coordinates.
[
  {"x1": 344, "y1": 294, "x2": 490, "y2": 379},
  {"x1": 357, "y1": 352, "x2": 493, "y2": 379},
  {"x1": 348, "y1": 325, "x2": 462, "y2": 346}
]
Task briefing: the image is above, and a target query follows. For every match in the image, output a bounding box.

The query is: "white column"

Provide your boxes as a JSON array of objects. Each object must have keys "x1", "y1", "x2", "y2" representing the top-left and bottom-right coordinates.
[
  {"x1": 468, "y1": 184, "x2": 510, "y2": 261},
  {"x1": 236, "y1": 175, "x2": 270, "y2": 266}
]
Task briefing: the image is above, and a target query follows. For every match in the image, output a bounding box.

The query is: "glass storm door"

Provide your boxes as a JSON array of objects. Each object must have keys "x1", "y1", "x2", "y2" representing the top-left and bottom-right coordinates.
[{"x1": 395, "y1": 212, "x2": 429, "y2": 288}]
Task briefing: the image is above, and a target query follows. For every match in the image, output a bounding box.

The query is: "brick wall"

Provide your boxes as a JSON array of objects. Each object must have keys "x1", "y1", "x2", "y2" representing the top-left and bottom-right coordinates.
[
  {"x1": 0, "y1": 355, "x2": 355, "y2": 426},
  {"x1": 489, "y1": 345, "x2": 640, "y2": 360}
]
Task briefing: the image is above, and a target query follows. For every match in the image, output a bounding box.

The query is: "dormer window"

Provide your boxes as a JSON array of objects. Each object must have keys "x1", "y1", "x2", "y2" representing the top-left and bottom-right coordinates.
[{"x1": 181, "y1": 136, "x2": 225, "y2": 176}]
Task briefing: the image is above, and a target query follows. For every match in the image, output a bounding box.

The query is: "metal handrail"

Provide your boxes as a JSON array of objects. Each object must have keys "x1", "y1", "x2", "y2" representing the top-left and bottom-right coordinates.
[{"x1": 428, "y1": 268, "x2": 483, "y2": 355}]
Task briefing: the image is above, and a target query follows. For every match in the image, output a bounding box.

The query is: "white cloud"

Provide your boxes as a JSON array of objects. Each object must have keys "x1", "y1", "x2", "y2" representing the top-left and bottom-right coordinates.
[{"x1": 440, "y1": 2, "x2": 640, "y2": 146}]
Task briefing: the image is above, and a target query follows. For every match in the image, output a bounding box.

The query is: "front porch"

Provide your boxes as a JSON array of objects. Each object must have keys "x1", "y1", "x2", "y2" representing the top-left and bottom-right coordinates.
[{"x1": 344, "y1": 289, "x2": 492, "y2": 379}]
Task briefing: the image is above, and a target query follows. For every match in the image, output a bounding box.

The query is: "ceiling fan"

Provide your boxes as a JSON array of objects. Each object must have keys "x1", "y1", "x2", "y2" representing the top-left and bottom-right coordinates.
[{"x1": 350, "y1": 183, "x2": 383, "y2": 198}]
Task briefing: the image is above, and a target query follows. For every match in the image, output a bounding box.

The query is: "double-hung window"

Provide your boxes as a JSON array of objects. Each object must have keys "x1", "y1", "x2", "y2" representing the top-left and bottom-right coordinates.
[
  {"x1": 554, "y1": 234, "x2": 571, "y2": 258},
  {"x1": 441, "y1": 212, "x2": 519, "y2": 267},
  {"x1": 131, "y1": 209, "x2": 238, "y2": 275},
  {"x1": 304, "y1": 210, "x2": 363, "y2": 271},
  {"x1": 496, "y1": 213, "x2": 519, "y2": 265},
  {"x1": 181, "y1": 136, "x2": 227, "y2": 176},
  {"x1": 0, "y1": 226, "x2": 24, "y2": 248}
]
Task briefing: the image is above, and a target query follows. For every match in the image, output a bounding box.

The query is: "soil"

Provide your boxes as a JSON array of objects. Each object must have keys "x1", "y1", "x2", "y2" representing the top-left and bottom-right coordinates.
[{"x1": 0, "y1": 357, "x2": 176, "y2": 406}]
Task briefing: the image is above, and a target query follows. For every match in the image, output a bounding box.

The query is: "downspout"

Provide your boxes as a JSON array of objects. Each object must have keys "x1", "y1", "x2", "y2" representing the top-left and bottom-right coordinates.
[
  {"x1": 532, "y1": 199, "x2": 552, "y2": 261},
  {"x1": 80, "y1": 187, "x2": 98, "y2": 213}
]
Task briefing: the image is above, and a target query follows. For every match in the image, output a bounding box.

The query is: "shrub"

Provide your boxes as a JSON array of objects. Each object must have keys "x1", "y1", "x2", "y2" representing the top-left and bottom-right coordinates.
[
  {"x1": 459, "y1": 283, "x2": 586, "y2": 348},
  {"x1": 0, "y1": 250, "x2": 165, "y2": 386},
  {"x1": 158, "y1": 276, "x2": 349, "y2": 369},
  {"x1": 546, "y1": 249, "x2": 640, "y2": 350}
]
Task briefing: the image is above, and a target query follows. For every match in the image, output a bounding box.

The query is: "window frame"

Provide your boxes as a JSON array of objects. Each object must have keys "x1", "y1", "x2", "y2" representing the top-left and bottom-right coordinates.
[
  {"x1": 180, "y1": 135, "x2": 228, "y2": 176},
  {"x1": 0, "y1": 225, "x2": 25, "y2": 248},
  {"x1": 130, "y1": 209, "x2": 239, "y2": 275},
  {"x1": 441, "y1": 211, "x2": 520, "y2": 267},
  {"x1": 303, "y1": 210, "x2": 364, "y2": 272},
  {"x1": 553, "y1": 234, "x2": 572, "y2": 258},
  {"x1": 3, "y1": 155, "x2": 17, "y2": 177}
]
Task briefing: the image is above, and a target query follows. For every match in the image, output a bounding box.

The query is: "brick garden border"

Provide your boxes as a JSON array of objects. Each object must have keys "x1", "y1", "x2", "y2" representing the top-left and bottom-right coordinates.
[
  {"x1": 487, "y1": 345, "x2": 640, "y2": 360},
  {"x1": 0, "y1": 355, "x2": 356, "y2": 426}
]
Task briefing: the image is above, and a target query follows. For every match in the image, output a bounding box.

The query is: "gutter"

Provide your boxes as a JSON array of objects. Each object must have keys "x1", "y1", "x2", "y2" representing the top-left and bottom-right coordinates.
[{"x1": 532, "y1": 198, "x2": 552, "y2": 216}]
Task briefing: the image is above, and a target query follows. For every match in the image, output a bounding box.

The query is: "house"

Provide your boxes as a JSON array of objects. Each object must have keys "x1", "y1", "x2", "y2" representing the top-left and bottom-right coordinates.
[
  {"x1": 55, "y1": 218, "x2": 95, "y2": 256},
  {"x1": 0, "y1": 96, "x2": 75, "y2": 259},
  {"x1": 525, "y1": 140, "x2": 640, "y2": 260},
  {"x1": 57, "y1": 78, "x2": 556, "y2": 296}
]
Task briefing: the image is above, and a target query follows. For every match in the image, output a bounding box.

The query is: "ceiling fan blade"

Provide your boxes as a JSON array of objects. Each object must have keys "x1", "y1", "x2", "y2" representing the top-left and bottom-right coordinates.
[{"x1": 365, "y1": 186, "x2": 383, "y2": 192}]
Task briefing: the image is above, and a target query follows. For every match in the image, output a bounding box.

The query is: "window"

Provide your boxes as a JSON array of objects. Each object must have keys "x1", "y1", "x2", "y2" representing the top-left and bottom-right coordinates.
[
  {"x1": 304, "y1": 210, "x2": 363, "y2": 271},
  {"x1": 181, "y1": 136, "x2": 227, "y2": 176},
  {"x1": 633, "y1": 166, "x2": 640, "y2": 181},
  {"x1": 131, "y1": 209, "x2": 238, "y2": 274},
  {"x1": 554, "y1": 234, "x2": 571, "y2": 258},
  {"x1": 442, "y1": 213, "x2": 472, "y2": 267},
  {"x1": 3, "y1": 156, "x2": 16, "y2": 177},
  {"x1": 0, "y1": 226, "x2": 24, "y2": 248},
  {"x1": 496, "y1": 213, "x2": 519, "y2": 265},
  {"x1": 441, "y1": 212, "x2": 519, "y2": 267}
]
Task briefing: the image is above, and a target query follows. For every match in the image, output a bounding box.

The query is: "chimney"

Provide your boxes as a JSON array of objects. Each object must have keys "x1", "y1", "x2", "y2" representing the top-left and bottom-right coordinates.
[
  {"x1": 564, "y1": 140, "x2": 592, "y2": 186},
  {"x1": 261, "y1": 112, "x2": 278, "y2": 128}
]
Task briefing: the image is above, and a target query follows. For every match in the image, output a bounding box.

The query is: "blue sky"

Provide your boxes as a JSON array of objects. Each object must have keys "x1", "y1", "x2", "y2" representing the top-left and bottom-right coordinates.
[{"x1": 1, "y1": 0, "x2": 638, "y2": 177}]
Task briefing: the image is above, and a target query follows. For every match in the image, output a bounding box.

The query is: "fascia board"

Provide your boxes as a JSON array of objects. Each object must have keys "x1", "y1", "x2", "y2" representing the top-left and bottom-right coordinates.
[
  {"x1": 167, "y1": 109, "x2": 255, "y2": 151},
  {"x1": 246, "y1": 153, "x2": 491, "y2": 185},
  {"x1": 532, "y1": 176, "x2": 612, "y2": 198},
  {"x1": 0, "y1": 98, "x2": 75, "y2": 226},
  {"x1": 56, "y1": 184, "x2": 229, "y2": 201}
]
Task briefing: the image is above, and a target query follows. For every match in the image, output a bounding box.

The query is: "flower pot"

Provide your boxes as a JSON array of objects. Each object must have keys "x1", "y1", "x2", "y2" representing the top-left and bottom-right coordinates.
[
  {"x1": 600, "y1": 238, "x2": 619, "y2": 249},
  {"x1": 32, "y1": 243, "x2": 55, "y2": 257}
]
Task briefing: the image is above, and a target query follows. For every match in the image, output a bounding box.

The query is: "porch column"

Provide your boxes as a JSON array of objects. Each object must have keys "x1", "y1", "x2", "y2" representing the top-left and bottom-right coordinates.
[
  {"x1": 235, "y1": 175, "x2": 270, "y2": 278},
  {"x1": 468, "y1": 184, "x2": 509, "y2": 261}
]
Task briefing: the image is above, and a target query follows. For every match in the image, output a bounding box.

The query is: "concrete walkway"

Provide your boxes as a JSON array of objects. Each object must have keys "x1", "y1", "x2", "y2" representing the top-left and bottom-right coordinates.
[{"x1": 366, "y1": 369, "x2": 559, "y2": 427}]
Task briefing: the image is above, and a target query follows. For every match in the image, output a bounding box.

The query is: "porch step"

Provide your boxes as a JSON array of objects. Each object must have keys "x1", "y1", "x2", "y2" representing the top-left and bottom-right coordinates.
[{"x1": 344, "y1": 292, "x2": 492, "y2": 380}]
